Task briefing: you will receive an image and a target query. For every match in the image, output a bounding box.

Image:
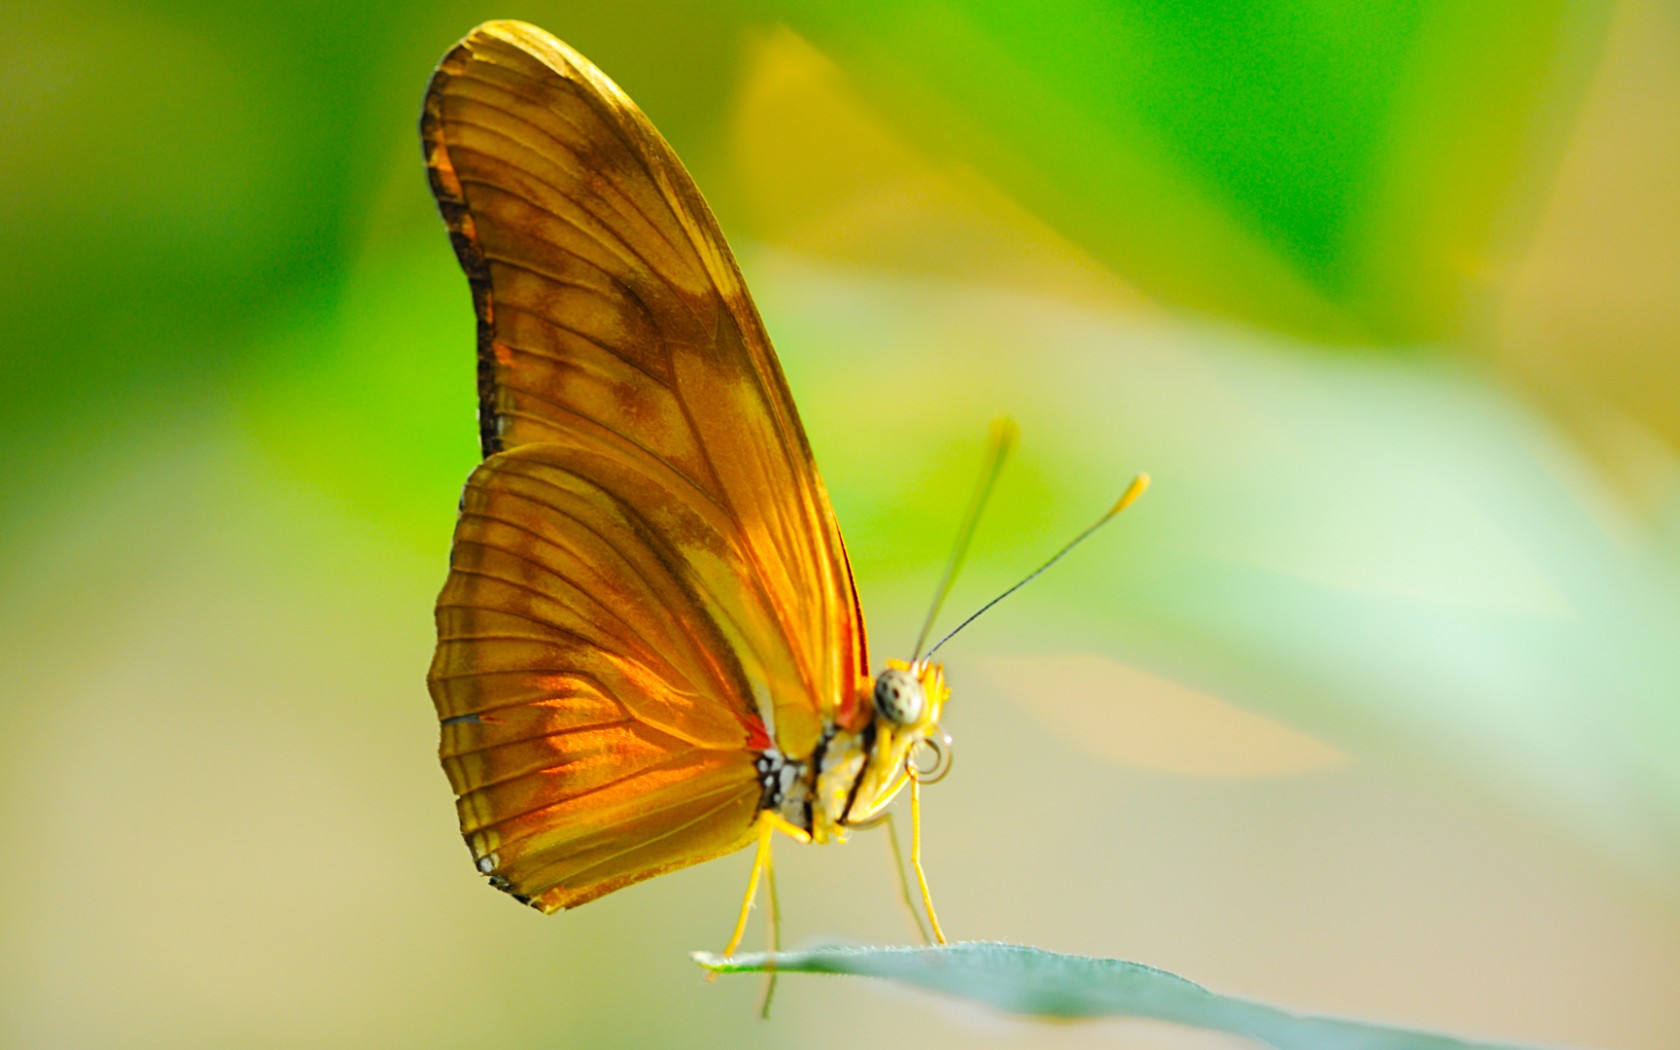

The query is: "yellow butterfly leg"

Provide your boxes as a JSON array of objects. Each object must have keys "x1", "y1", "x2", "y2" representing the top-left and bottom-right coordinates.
[
  {"x1": 910, "y1": 774, "x2": 948, "y2": 945},
  {"x1": 883, "y1": 812, "x2": 934, "y2": 944},
  {"x1": 758, "y1": 837, "x2": 781, "y2": 1018},
  {"x1": 724, "y1": 817, "x2": 775, "y2": 957}
]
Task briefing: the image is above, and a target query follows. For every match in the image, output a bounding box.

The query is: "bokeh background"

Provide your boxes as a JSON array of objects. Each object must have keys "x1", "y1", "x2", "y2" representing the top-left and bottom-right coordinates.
[{"x1": 3, "y1": 1, "x2": 1677, "y2": 1047}]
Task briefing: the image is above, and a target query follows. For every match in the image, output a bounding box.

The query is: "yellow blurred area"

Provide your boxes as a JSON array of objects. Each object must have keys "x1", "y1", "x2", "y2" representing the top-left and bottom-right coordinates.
[
  {"x1": 730, "y1": 28, "x2": 1150, "y2": 311},
  {"x1": 1495, "y1": 0, "x2": 1680, "y2": 517},
  {"x1": 983, "y1": 654, "x2": 1347, "y2": 775},
  {"x1": 2, "y1": 3, "x2": 1677, "y2": 1049}
]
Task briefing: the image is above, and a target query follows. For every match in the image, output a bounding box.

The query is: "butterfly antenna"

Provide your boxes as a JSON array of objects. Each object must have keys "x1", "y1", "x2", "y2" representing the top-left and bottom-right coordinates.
[
  {"x1": 910, "y1": 418, "x2": 1019, "y2": 663},
  {"x1": 924, "y1": 472, "x2": 1150, "y2": 659}
]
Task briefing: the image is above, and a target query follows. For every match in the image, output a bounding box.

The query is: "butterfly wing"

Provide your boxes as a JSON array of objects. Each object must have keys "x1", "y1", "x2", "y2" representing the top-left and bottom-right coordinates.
[{"x1": 423, "y1": 21, "x2": 867, "y2": 909}]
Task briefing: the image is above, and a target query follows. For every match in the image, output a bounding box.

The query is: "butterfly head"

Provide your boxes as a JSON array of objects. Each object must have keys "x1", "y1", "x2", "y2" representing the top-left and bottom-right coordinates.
[
  {"x1": 871, "y1": 658, "x2": 954, "y2": 785},
  {"x1": 872, "y1": 665, "x2": 930, "y2": 725},
  {"x1": 810, "y1": 659, "x2": 949, "y2": 838}
]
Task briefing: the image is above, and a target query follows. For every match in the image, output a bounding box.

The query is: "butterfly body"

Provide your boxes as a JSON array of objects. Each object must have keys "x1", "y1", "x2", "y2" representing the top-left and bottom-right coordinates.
[
  {"x1": 421, "y1": 20, "x2": 952, "y2": 928},
  {"x1": 758, "y1": 661, "x2": 950, "y2": 845}
]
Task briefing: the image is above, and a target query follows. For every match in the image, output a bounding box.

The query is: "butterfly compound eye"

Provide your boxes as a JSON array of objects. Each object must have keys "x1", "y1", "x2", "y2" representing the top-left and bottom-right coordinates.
[{"x1": 872, "y1": 668, "x2": 926, "y2": 726}]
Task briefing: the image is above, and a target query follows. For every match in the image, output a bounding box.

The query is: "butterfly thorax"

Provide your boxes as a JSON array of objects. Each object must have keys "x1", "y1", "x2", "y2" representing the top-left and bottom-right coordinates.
[{"x1": 757, "y1": 660, "x2": 948, "y2": 844}]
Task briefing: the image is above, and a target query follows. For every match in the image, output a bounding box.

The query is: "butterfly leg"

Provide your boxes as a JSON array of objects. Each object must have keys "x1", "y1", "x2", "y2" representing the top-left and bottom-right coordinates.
[
  {"x1": 764, "y1": 840, "x2": 781, "y2": 955},
  {"x1": 882, "y1": 812, "x2": 934, "y2": 944},
  {"x1": 724, "y1": 816, "x2": 775, "y2": 957},
  {"x1": 758, "y1": 837, "x2": 781, "y2": 1019},
  {"x1": 910, "y1": 774, "x2": 948, "y2": 945}
]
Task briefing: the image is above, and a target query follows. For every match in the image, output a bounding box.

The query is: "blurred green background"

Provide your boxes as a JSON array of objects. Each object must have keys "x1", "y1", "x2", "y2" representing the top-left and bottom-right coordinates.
[{"x1": 4, "y1": 0, "x2": 1678, "y2": 1046}]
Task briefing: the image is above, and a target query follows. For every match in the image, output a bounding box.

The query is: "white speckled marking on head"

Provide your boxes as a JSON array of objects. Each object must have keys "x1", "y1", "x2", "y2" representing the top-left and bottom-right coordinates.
[{"x1": 873, "y1": 667, "x2": 926, "y2": 725}]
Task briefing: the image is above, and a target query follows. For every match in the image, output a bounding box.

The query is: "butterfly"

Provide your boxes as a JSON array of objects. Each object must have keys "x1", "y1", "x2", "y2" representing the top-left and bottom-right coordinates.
[
  {"x1": 421, "y1": 19, "x2": 958, "y2": 951},
  {"x1": 421, "y1": 20, "x2": 1147, "y2": 955}
]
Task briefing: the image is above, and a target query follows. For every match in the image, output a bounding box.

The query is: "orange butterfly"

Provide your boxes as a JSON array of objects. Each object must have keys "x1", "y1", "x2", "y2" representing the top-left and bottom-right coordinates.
[
  {"x1": 422, "y1": 19, "x2": 957, "y2": 951},
  {"x1": 421, "y1": 21, "x2": 1145, "y2": 954}
]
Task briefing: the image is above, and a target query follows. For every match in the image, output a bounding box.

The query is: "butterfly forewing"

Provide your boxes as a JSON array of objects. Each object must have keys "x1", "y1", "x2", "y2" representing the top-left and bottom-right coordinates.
[{"x1": 424, "y1": 21, "x2": 867, "y2": 909}]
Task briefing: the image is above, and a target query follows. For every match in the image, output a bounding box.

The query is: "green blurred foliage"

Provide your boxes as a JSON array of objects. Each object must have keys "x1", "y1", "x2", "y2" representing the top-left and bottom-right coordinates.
[{"x1": 767, "y1": 0, "x2": 1609, "y2": 341}]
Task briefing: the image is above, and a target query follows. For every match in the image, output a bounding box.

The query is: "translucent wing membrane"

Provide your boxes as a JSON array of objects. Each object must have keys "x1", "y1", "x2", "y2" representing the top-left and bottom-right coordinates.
[{"x1": 423, "y1": 21, "x2": 866, "y2": 908}]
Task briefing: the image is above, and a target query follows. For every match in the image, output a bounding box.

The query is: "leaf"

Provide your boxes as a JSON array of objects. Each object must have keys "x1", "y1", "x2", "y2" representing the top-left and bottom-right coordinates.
[{"x1": 693, "y1": 943, "x2": 1544, "y2": 1049}]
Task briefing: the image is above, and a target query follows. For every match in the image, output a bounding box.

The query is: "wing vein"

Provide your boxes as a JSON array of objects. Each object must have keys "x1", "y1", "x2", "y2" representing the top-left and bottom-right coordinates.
[
  {"x1": 467, "y1": 747, "x2": 740, "y2": 844},
  {"x1": 547, "y1": 781, "x2": 758, "y2": 887},
  {"x1": 443, "y1": 116, "x2": 707, "y2": 323},
  {"x1": 450, "y1": 53, "x2": 702, "y2": 278}
]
